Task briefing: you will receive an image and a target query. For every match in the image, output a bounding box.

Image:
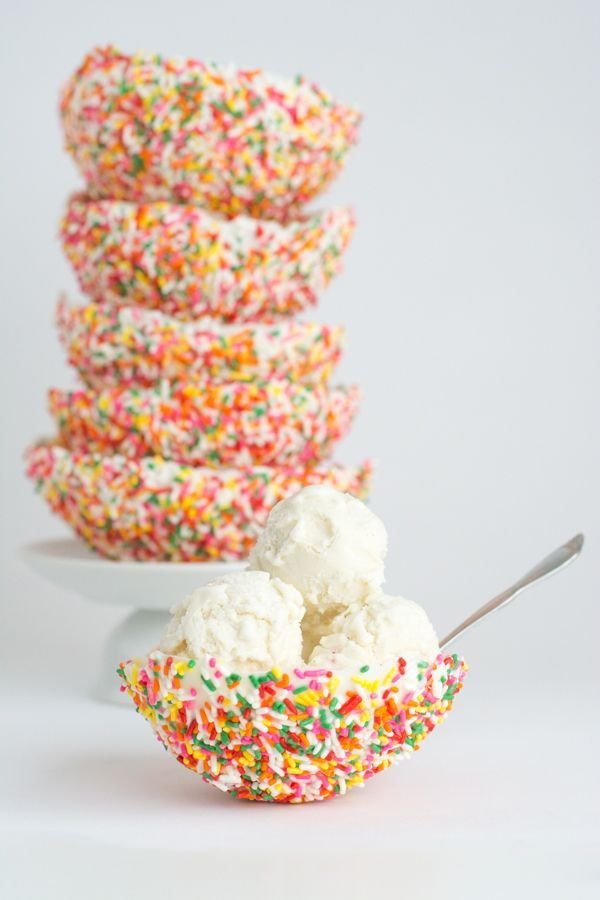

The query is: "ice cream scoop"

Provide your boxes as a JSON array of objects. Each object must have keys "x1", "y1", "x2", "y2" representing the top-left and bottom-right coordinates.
[
  {"x1": 309, "y1": 593, "x2": 439, "y2": 673},
  {"x1": 159, "y1": 571, "x2": 304, "y2": 674},
  {"x1": 249, "y1": 486, "x2": 387, "y2": 653}
]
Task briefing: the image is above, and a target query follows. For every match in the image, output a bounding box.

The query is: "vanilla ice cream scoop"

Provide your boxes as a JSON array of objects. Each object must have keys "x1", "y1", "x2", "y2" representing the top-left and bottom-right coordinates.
[
  {"x1": 309, "y1": 593, "x2": 439, "y2": 672},
  {"x1": 159, "y1": 570, "x2": 304, "y2": 672},
  {"x1": 248, "y1": 486, "x2": 387, "y2": 642}
]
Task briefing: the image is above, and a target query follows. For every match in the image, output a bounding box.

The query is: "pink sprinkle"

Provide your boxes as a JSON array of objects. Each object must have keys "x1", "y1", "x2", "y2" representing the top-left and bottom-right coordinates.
[
  {"x1": 309, "y1": 679, "x2": 320, "y2": 690},
  {"x1": 303, "y1": 668, "x2": 328, "y2": 677},
  {"x1": 402, "y1": 691, "x2": 415, "y2": 704},
  {"x1": 209, "y1": 658, "x2": 216, "y2": 668}
]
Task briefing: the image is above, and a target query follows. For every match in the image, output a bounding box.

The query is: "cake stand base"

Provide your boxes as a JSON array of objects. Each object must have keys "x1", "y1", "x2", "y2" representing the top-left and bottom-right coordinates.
[{"x1": 20, "y1": 539, "x2": 245, "y2": 706}]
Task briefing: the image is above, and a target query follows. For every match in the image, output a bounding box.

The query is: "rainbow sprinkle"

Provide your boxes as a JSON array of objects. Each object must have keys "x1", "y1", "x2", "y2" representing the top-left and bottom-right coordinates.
[
  {"x1": 61, "y1": 197, "x2": 355, "y2": 322},
  {"x1": 25, "y1": 443, "x2": 372, "y2": 561},
  {"x1": 118, "y1": 651, "x2": 467, "y2": 802},
  {"x1": 60, "y1": 47, "x2": 361, "y2": 220},
  {"x1": 56, "y1": 298, "x2": 345, "y2": 390},
  {"x1": 48, "y1": 380, "x2": 360, "y2": 468}
]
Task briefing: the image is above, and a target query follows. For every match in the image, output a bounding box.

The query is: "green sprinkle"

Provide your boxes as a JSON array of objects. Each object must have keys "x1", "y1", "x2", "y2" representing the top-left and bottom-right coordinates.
[
  {"x1": 187, "y1": 659, "x2": 196, "y2": 668},
  {"x1": 318, "y1": 709, "x2": 331, "y2": 730},
  {"x1": 360, "y1": 664, "x2": 370, "y2": 673},
  {"x1": 201, "y1": 676, "x2": 216, "y2": 691}
]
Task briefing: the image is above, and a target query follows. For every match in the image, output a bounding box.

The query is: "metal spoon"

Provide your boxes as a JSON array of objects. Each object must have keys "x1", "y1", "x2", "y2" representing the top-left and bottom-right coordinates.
[{"x1": 439, "y1": 533, "x2": 584, "y2": 650}]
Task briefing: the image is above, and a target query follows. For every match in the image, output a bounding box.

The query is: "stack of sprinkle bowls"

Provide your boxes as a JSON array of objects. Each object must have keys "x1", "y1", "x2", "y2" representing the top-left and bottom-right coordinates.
[{"x1": 26, "y1": 46, "x2": 370, "y2": 561}]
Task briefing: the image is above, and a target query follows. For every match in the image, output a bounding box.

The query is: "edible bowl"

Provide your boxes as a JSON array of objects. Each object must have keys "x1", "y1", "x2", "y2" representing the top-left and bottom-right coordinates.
[
  {"x1": 48, "y1": 381, "x2": 360, "y2": 469},
  {"x1": 60, "y1": 47, "x2": 361, "y2": 220},
  {"x1": 118, "y1": 651, "x2": 467, "y2": 802},
  {"x1": 60, "y1": 197, "x2": 355, "y2": 322},
  {"x1": 57, "y1": 298, "x2": 345, "y2": 390},
  {"x1": 25, "y1": 443, "x2": 372, "y2": 561}
]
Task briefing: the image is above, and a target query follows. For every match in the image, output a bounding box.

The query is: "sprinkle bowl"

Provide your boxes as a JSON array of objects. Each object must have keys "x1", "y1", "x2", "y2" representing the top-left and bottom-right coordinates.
[
  {"x1": 25, "y1": 444, "x2": 372, "y2": 562},
  {"x1": 61, "y1": 47, "x2": 362, "y2": 219},
  {"x1": 47, "y1": 381, "x2": 360, "y2": 469},
  {"x1": 118, "y1": 651, "x2": 467, "y2": 802},
  {"x1": 56, "y1": 299, "x2": 345, "y2": 390},
  {"x1": 60, "y1": 198, "x2": 355, "y2": 322}
]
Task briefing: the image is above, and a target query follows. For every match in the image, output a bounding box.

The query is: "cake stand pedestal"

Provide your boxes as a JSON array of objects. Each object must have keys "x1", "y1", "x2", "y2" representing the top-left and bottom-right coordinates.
[{"x1": 20, "y1": 539, "x2": 245, "y2": 705}]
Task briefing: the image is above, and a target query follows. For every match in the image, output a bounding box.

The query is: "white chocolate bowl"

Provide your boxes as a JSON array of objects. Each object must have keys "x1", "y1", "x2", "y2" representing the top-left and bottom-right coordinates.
[
  {"x1": 60, "y1": 47, "x2": 361, "y2": 220},
  {"x1": 60, "y1": 197, "x2": 355, "y2": 322},
  {"x1": 48, "y1": 380, "x2": 360, "y2": 469},
  {"x1": 56, "y1": 299, "x2": 345, "y2": 390},
  {"x1": 118, "y1": 650, "x2": 467, "y2": 802},
  {"x1": 25, "y1": 443, "x2": 372, "y2": 561}
]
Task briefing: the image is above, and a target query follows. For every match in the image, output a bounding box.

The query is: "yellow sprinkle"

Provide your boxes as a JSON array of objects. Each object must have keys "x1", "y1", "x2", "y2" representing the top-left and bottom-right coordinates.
[
  {"x1": 328, "y1": 676, "x2": 340, "y2": 694},
  {"x1": 383, "y1": 666, "x2": 396, "y2": 685},
  {"x1": 351, "y1": 675, "x2": 381, "y2": 692}
]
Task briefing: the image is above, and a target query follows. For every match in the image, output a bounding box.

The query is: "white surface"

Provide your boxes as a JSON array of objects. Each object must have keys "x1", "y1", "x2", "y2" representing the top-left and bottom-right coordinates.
[
  {"x1": 2, "y1": 683, "x2": 599, "y2": 899},
  {"x1": 2, "y1": 0, "x2": 599, "y2": 897}
]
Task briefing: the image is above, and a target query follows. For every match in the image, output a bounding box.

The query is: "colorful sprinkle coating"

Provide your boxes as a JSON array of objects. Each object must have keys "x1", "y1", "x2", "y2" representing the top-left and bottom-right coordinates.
[
  {"x1": 118, "y1": 650, "x2": 467, "y2": 802},
  {"x1": 61, "y1": 197, "x2": 355, "y2": 322},
  {"x1": 25, "y1": 443, "x2": 372, "y2": 561},
  {"x1": 57, "y1": 298, "x2": 345, "y2": 390},
  {"x1": 60, "y1": 47, "x2": 361, "y2": 219},
  {"x1": 48, "y1": 380, "x2": 360, "y2": 468}
]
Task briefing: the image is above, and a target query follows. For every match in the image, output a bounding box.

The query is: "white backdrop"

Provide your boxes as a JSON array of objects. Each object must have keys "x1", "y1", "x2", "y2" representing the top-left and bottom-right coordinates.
[{"x1": 1, "y1": 2, "x2": 599, "y2": 897}]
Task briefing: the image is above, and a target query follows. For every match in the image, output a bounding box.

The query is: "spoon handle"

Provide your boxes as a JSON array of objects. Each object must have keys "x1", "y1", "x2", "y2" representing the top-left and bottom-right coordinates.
[{"x1": 439, "y1": 533, "x2": 584, "y2": 650}]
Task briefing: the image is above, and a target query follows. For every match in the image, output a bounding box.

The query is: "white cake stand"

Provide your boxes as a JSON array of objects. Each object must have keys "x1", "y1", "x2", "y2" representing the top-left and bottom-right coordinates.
[{"x1": 20, "y1": 539, "x2": 245, "y2": 705}]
